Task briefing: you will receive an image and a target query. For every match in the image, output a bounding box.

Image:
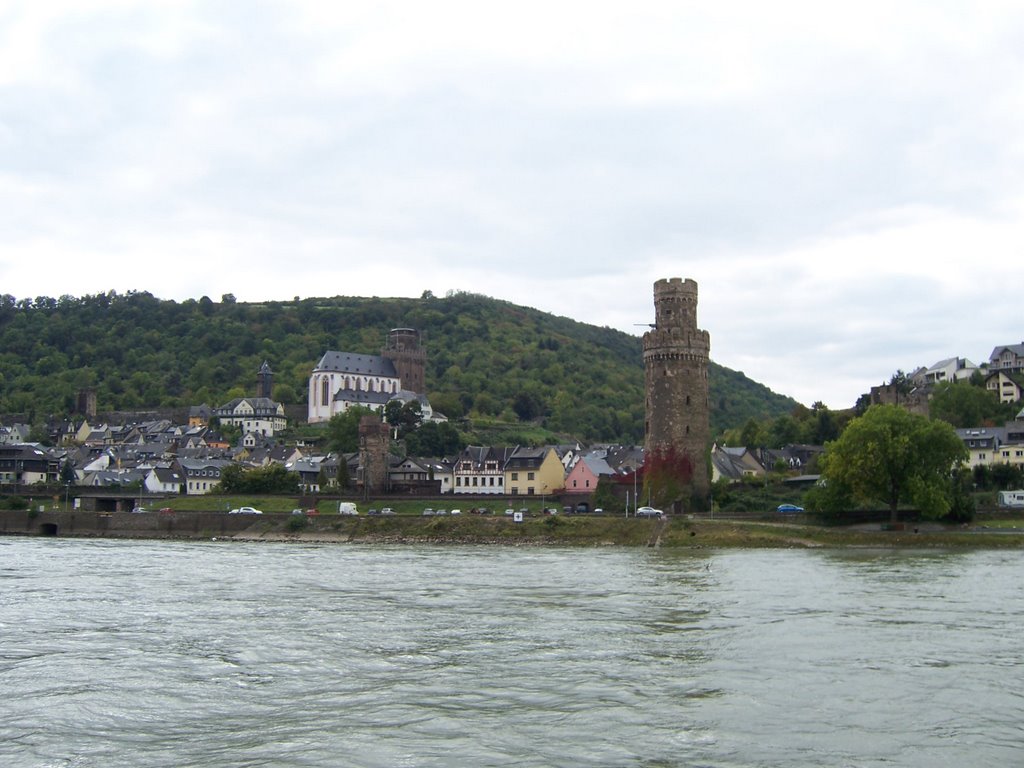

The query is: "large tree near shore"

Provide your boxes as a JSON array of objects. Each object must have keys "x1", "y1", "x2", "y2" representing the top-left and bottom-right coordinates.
[{"x1": 817, "y1": 404, "x2": 967, "y2": 524}]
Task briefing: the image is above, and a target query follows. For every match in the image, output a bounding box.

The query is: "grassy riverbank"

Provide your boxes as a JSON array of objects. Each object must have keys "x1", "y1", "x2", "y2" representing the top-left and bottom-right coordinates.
[
  {"x1": 6, "y1": 507, "x2": 1023, "y2": 547},
  {"x1": 232, "y1": 514, "x2": 1024, "y2": 549}
]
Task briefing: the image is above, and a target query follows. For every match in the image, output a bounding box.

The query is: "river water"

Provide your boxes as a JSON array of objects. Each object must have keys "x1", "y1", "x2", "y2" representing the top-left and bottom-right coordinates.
[{"x1": 1, "y1": 538, "x2": 1022, "y2": 767}]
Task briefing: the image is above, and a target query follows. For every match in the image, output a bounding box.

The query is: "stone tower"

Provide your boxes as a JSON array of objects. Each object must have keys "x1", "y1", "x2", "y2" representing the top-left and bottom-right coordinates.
[
  {"x1": 256, "y1": 361, "x2": 273, "y2": 399},
  {"x1": 358, "y1": 415, "x2": 391, "y2": 496},
  {"x1": 383, "y1": 328, "x2": 426, "y2": 394},
  {"x1": 642, "y1": 277, "x2": 711, "y2": 502}
]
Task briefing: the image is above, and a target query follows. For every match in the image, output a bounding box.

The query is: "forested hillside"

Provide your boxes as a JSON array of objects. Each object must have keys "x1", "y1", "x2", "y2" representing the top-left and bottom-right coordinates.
[{"x1": 0, "y1": 290, "x2": 797, "y2": 442}]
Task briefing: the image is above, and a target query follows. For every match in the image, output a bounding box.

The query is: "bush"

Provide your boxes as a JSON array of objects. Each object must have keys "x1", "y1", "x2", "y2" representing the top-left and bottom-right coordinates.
[{"x1": 286, "y1": 515, "x2": 309, "y2": 532}]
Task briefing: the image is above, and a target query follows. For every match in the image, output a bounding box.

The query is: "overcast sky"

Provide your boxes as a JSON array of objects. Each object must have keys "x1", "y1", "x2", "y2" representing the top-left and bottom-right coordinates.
[{"x1": 3, "y1": 1, "x2": 1022, "y2": 409}]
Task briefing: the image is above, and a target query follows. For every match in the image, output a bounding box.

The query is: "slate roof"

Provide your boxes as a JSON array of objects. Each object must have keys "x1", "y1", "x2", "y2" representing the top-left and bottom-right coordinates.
[
  {"x1": 313, "y1": 351, "x2": 398, "y2": 378},
  {"x1": 332, "y1": 389, "x2": 392, "y2": 407}
]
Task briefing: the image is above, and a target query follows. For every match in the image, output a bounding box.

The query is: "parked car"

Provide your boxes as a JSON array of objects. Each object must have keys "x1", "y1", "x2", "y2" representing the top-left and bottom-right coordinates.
[
  {"x1": 338, "y1": 502, "x2": 358, "y2": 515},
  {"x1": 131, "y1": 506, "x2": 151, "y2": 514},
  {"x1": 422, "y1": 508, "x2": 435, "y2": 516},
  {"x1": 449, "y1": 509, "x2": 461, "y2": 515},
  {"x1": 367, "y1": 508, "x2": 379, "y2": 516},
  {"x1": 290, "y1": 508, "x2": 305, "y2": 516},
  {"x1": 504, "y1": 508, "x2": 515, "y2": 516},
  {"x1": 229, "y1": 506, "x2": 263, "y2": 515},
  {"x1": 593, "y1": 508, "x2": 604, "y2": 515},
  {"x1": 776, "y1": 504, "x2": 805, "y2": 514},
  {"x1": 380, "y1": 507, "x2": 395, "y2": 515},
  {"x1": 636, "y1": 506, "x2": 663, "y2": 518}
]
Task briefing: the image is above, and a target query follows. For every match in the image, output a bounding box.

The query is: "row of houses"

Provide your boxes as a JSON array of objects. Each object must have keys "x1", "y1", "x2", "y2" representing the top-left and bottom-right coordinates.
[{"x1": 0, "y1": 410, "x2": 649, "y2": 500}]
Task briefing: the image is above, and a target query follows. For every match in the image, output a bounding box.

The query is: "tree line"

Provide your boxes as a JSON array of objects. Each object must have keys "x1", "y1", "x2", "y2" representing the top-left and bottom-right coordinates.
[{"x1": 0, "y1": 290, "x2": 797, "y2": 444}]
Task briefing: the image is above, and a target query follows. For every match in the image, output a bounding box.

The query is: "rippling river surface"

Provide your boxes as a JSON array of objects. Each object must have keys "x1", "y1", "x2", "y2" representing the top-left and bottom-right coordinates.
[{"x1": 2, "y1": 538, "x2": 1023, "y2": 767}]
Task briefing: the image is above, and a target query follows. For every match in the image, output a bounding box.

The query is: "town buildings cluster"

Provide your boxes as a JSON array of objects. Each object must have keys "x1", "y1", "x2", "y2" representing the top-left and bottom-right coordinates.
[{"x1": 2, "y1": 311, "x2": 1023, "y2": 498}]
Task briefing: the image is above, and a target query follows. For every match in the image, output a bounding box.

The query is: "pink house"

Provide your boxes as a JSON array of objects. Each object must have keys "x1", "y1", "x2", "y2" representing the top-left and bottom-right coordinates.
[{"x1": 564, "y1": 455, "x2": 613, "y2": 494}]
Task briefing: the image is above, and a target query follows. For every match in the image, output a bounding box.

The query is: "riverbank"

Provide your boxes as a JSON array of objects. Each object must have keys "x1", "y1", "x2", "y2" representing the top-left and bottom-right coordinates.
[{"x1": 4, "y1": 508, "x2": 1024, "y2": 548}]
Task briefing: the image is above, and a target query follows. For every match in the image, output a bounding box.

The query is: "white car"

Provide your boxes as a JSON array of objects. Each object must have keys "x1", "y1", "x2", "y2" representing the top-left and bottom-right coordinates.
[
  {"x1": 229, "y1": 506, "x2": 263, "y2": 515},
  {"x1": 635, "y1": 506, "x2": 663, "y2": 518},
  {"x1": 380, "y1": 507, "x2": 395, "y2": 515}
]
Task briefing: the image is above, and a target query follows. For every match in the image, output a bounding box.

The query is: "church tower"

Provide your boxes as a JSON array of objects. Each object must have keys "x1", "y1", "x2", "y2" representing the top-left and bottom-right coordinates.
[
  {"x1": 256, "y1": 361, "x2": 274, "y2": 399},
  {"x1": 642, "y1": 278, "x2": 711, "y2": 504},
  {"x1": 383, "y1": 328, "x2": 426, "y2": 394}
]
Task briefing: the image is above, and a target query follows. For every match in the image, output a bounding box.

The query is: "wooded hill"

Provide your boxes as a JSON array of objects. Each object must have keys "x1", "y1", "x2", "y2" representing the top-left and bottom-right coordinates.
[{"x1": 0, "y1": 290, "x2": 797, "y2": 443}]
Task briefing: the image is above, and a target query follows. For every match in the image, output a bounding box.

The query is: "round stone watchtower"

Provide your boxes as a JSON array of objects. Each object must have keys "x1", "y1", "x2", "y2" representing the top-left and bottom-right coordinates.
[{"x1": 642, "y1": 278, "x2": 711, "y2": 502}]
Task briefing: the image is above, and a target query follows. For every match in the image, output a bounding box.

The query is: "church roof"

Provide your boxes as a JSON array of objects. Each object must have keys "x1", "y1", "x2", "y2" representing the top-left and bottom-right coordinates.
[
  {"x1": 313, "y1": 351, "x2": 398, "y2": 378},
  {"x1": 332, "y1": 389, "x2": 392, "y2": 407}
]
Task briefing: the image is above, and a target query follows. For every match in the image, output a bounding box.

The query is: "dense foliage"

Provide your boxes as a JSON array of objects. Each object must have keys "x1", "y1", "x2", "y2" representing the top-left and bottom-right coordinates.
[
  {"x1": 0, "y1": 290, "x2": 797, "y2": 443},
  {"x1": 811, "y1": 404, "x2": 969, "y2": 524}
]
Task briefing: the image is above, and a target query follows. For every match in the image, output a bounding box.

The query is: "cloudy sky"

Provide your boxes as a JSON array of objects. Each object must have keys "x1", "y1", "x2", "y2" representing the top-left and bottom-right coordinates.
[{"x1": 3, "y1": 1, "x2": 1022, "y2": 408}]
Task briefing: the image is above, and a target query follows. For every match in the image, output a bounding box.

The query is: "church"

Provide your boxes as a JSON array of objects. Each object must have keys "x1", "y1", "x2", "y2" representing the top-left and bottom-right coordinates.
[{"x1": 307, "y1": 328, "x2": 435, "y2": 423}]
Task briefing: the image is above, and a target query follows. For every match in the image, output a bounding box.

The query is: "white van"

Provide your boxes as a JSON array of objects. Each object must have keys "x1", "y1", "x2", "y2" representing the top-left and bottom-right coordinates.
[{"x1": 338, "y1": 502, "x2": 359, "y2": 515}]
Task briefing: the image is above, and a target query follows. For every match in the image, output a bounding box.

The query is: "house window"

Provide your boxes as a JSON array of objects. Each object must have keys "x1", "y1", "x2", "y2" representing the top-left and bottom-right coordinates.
[
  {"x1": 472, "y1": 477, "x2": 478, "y2": 486},
  {"x1": 321, "y1": 378, "x2": 329, "y2": 406},
  {"x1": 511, "y1": 472, "x2": 519, "y2": 480},
  {"x1": 527, "y1": 472, "x2": 534, "y2": 481},
  {"x1": 573, "y1": 479, "x2": 577, "y2": 488}
]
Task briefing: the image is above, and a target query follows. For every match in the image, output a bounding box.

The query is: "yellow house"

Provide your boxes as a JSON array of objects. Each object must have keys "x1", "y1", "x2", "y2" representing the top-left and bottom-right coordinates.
[
  {"x1": 504, "y1": 446, "x2": 565, "y2": 497},
  {"x1": 985, "y1": 371, "x2": 1023, "y2": 404}
]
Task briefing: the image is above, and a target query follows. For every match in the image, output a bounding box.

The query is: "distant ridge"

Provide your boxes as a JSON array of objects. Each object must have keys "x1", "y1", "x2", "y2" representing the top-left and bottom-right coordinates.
[{"x1": 0, "y1": 290, "x2": 798, "y2": 441}]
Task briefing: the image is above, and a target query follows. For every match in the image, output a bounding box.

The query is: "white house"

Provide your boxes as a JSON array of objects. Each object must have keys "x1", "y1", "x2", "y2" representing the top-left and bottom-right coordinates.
[
  {"x1": 144, "y1": 466, "x2": 184, "y2": 494},
  {"x1": 213, "y1": 397, "x2": 287, "y2": 437},
  {"x1": 177, "y1": 458, "x2": 233, "y2": 495}
]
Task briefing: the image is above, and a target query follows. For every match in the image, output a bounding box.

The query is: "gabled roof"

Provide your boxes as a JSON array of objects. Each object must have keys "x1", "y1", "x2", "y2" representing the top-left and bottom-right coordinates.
[
  {"x1": 313, "y1": 351, "x2": 398, "y2": 378},
  {"x1": 581, "y1": 454, "x2": 615, "y2": 476},
  {"x1": 150, "y1": 466, "x2": 183, "y2": 484},
  {"x1": 990, "y1": 343, "x2": 1024, "y2": 360},
  {"x1": 505, "y1": 446, "x2": 552, "y2": 469}
]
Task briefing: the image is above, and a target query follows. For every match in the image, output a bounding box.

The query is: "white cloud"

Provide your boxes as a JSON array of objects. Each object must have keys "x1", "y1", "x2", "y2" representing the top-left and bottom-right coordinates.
[{"x1": 2, "y1": 0, "x2": 1024, "y2": 410}]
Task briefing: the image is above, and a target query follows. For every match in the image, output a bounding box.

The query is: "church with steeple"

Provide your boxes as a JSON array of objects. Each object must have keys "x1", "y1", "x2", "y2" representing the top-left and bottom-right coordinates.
[{"x1": 307, "y1": 328, "x2": 437, "y2": 424}]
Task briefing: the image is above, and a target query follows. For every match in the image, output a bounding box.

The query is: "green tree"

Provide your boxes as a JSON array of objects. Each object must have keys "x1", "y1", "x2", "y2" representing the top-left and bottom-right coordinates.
[
  {"x1": 336, "y1": 458, "x2": 351, "y2": 489},
  {"x1": 384, "y1": 399, "x2": 423, "y2": 437},
  {"x1": 324, "y1": 407, "x2": 376, "y2": 453},
  {"x1": 740, "y1": 418, "x2": 764, "y2": 449},
  {"x1": 928, "y1": 381, "x2": 1009, "y2": 428},
  {"x1": 405, "y1": 421, "x2": 463, "y2": 457},
  {"x1": 817, "y1": 404, "x2": 968, "y2": 524}
]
